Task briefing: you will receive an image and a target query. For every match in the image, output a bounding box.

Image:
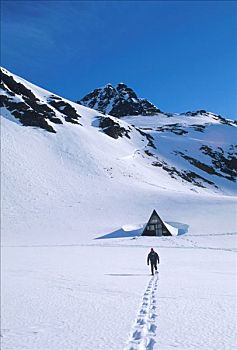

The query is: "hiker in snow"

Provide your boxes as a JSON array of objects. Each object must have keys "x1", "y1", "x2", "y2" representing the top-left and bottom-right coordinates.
[{"x1": 147, "y1": 248, "x2": 159, "y2": 275}]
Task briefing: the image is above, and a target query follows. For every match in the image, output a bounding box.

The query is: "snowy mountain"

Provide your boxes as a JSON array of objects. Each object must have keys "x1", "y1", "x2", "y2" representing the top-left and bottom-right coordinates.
[
  {"x1": 1, "y1": 67, "x2": 237, "y2": 350},
  {"x1": 77, "y1": 83, "x2": 161, "y2": 117},
  {"x1": 1, "y1": 67, "x2": 236, "y2": 199},
  {"x1": 124, "y1": 113, "x2": 237, "y2": 192}
]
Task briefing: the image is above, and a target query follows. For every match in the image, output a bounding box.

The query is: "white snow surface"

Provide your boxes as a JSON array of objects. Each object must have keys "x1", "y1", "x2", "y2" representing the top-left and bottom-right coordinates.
[{"x1": 1, "y1": 68, "x2": 237, "y2": 350}]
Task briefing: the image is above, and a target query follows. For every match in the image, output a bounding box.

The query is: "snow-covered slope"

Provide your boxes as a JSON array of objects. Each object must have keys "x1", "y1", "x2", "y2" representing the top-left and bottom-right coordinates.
[
  {"x1": 78, "y1": 82, "x2": 236, "y2": 193},
  {"x1": 124, "y1": 114, "x2": 237, "y2": 194},
  {"x1": 1, "y1": 68, "x2": 237, "y2": 350},
  {"x1": 1, "y1": 66, "x2": 237, "y2": 245}
]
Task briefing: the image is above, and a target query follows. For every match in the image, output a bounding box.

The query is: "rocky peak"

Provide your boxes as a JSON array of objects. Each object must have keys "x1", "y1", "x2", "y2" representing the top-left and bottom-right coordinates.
[{"x1": 77, "y1": 83, "x2": 161, "y2": 117}]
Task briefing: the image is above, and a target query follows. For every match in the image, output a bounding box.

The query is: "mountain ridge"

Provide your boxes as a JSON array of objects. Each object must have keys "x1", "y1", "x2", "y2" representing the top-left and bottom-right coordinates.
[
  {"x1": 77, "y1": 82, "x2": 237, "y2": 124},
  {"x1": 1, "y1": 66, "x2": 236, "y2": 196},
  {"x1": 77, "y1": 82, "x2": 161, "y2": 117}
]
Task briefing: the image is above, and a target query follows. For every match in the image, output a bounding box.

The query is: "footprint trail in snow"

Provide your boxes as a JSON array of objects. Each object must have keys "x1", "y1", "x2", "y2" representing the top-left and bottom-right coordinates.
[{"x1": 124, "y1": 273, "x2": 159, "y2": 350}]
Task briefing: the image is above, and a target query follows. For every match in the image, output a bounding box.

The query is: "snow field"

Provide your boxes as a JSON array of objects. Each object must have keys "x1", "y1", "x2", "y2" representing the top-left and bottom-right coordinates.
[
  {"x1": 2, "y1": 114, "x2": 236, "y2": 247},
  {"x1": 1, "y1": 236, "x2": 236, "y2": 350},
  {"x1": 1, "y1": 246, "x2": 149, "y2": 350},
  {"x1": 156, "y1": 247, "x2": 236, "y2": 350}
]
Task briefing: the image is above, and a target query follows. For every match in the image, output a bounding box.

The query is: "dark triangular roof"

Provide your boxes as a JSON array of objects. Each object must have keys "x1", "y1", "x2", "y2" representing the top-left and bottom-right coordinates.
[
  {"x1": 149, "y1": 209, "x2": 161, "y2": 221},
  {"x1": 142, "y1": 209, "x2": 172, "y2": 236}
]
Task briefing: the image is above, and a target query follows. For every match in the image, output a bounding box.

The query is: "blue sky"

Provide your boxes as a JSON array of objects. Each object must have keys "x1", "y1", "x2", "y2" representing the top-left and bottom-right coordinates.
[{"x1": 1, "y1": 1, "x2": 237, "y2": 118}]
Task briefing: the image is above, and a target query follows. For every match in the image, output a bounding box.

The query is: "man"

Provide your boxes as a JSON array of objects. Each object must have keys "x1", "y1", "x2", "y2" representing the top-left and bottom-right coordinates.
[{"x1": 147, "y1": 248, "x2": 160, "y2": 275}]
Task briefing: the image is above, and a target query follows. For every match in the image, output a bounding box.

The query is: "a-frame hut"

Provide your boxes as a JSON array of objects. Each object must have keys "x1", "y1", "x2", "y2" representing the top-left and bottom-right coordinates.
[{"x1": 142, "y1": 210, "x2": 172, "y2": 236}]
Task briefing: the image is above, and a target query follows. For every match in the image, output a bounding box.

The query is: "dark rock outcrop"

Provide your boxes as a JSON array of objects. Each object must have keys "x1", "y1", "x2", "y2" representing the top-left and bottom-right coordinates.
[
  {"x1": 0, "y1": 68, "x2": 60, "y2": 132},
  {"x1": 0, "y1": 68, "x2": 83, "y2": 132},
  {"x1": 148, "y1": 152, "x2": 217, "y2": 188},
  {"x1": 99, "y1": 116, "x2": 131, "y2": 139},
  {"x1": 200, "y1": 145, "x2": 237, "y2": 181},
  {"x1": 48, "y1": 96, "x2": 82, "y2": 125},
  {"x1": 182, "y1": 110, "x2": 236, "y2": 126},
  {"x1": 77, "y1": 83, "x2": 161, "y2": 118}
]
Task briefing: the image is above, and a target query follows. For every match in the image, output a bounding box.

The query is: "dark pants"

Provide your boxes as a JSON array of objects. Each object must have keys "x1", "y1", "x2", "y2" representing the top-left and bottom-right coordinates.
[{"x1": 151, "y1": 263, "x2": 157, "y2": 275}]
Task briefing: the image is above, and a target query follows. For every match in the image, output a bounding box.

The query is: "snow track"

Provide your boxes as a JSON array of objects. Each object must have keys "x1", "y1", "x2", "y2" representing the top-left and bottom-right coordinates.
[{"x1": 124, "y1": 273, "x2": 159, "y2": 350}]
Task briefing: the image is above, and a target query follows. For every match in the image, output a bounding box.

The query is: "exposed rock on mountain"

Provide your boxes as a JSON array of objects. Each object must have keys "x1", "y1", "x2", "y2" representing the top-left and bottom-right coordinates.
[
  {"x1": 1, "y1": 67, "x2": 236, "y2": 194},
  {"x1": 77, "y1": 83, "x2": 161, "y2": 117},
  {"x1": 98, "y1": 116, "x2": 131, "y2": 139},
  {"x1": 0, "y1": 67, "x2": 83, "y2": 132},
  {"x1": 1, "y1": 68, "x2": 60, "y2": 132},
  {"x1": 48, "y1": 95, "x2": 82, "y2": 125}
]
